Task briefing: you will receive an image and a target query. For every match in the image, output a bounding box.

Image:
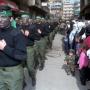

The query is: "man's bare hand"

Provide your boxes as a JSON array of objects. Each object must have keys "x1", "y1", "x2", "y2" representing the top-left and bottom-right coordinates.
[
  {"x1": 24, "y1": 30, "x2": 29, "y2": 36},
  {"x1": 0, "y1": 39, "x2": 6, "y2": 50},
  {"x1": 38, "y1": 29, "x2": 42, "y2": 34}
]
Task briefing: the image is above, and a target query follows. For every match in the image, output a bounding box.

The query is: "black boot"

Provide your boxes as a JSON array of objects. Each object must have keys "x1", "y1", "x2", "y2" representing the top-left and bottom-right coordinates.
[
  {"x1": 34, "y1": 60, "x2": 39, "y2": 70},
  {"x1": 39, "y1": 63, "x2": 44, "y2": 71},
  {"x1": 80, "y1": 79, "x2": 86, "y2": 86},
  {"x1": 29, "y1": 71, "x2": 36, "y2": 87},
  {"x1": 32, "y1": 77, "x2": 36, "y2": 87},
  {"x1": 71, "y1": 71, "x2": 75, "y2": 76}
]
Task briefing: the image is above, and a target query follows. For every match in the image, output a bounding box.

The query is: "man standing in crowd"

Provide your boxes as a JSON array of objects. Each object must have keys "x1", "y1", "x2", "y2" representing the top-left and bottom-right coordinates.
[
  {"x1": 0, "y1": 5, "x2": 27, "y2": 90},
  {"x1": 21, "y1": 14, "x2": 37, "y2": 86},
  {"x1": 35, "y1": 16, "x2": 46, "y2": 70}
]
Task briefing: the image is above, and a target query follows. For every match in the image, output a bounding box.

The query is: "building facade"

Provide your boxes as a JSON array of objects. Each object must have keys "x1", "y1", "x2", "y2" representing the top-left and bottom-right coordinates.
[
  {"x1": 10, "y1": 0, "x2": 49, "y2": 18},
  {"x1": 62, "y1": 0, "x2": 74, "y2": 20},
  {"x1": 48, "y1": 0, "x2": 63, "y2": 20},
  {"x1": 74, "y1": 1, "x2": 80, "y2": 18}
]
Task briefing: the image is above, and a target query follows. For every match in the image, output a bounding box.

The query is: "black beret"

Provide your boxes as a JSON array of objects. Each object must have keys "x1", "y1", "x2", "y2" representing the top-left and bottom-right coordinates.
[{"x1": 0, "y1": 5, "x2": 11, "y2": 11}]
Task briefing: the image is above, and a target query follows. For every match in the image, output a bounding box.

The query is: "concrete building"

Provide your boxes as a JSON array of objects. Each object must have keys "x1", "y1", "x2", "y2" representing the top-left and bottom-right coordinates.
[
  {"x1": 10, "y1": 0, "x2": 49, "y2": 18},
  {"x1": 74, "y1": 1, "x2": 80, "y2": 18},
  {"x1": 48, "y1": 0, "x2": 63, "y2": 19},
  {"x1": 80, "y1": 0, "x2": 90, "y2": 19},
  {"x1": 62, "y1": 0, "x2": 74, "y2": 20}
]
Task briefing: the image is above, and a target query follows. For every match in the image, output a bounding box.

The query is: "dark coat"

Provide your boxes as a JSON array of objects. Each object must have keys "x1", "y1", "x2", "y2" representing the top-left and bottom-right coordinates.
[{"x1": 0, "y1": 26, "x2": 27, "y2": 67}]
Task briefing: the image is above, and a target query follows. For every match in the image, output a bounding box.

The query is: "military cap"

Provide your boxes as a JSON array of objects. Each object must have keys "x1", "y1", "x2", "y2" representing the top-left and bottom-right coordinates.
[
  {"x1": 42, "y1": 17, "x2": 44, "y2": 19},
  {"x1": 36, "y1": 16, "x2": 41, "y2": 19},
  {"x1": 21, "y1": 14, "x2": 30, "y2": 18}
]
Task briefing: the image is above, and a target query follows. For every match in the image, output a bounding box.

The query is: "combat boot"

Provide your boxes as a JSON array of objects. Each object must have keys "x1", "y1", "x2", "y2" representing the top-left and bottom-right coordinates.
[
  {"x1": 39, "y1": 63, "x2": 45, "y2": 71},
  {"x1": 32, "y1": 77, "x2": 36, "y2": 86}
]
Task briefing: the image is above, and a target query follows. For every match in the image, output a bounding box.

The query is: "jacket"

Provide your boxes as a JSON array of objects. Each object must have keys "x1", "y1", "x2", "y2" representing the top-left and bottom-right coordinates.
[{"x1": 0, "y1": 26, "x2": 27, "y2": 67}]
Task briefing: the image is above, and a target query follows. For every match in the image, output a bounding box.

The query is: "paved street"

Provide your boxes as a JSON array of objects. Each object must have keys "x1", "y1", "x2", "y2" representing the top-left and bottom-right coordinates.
[{"x1": 25, "y1": 33, "x2": 90, "y2": 90}]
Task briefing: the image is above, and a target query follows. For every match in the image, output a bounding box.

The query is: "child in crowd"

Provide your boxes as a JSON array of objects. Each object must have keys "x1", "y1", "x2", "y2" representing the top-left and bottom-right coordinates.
[{"x1": 64, "y1": 49, "x2": 75, "y2": 76}]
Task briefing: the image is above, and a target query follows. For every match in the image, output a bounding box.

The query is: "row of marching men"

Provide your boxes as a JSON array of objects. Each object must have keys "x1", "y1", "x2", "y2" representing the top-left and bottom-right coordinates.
[
  {"x1": 17, "y1": 15, "x2": 58, "y2": 87},
  {"x1": 63, "y1": 19, "x2": 90, "y2": 86},
  {"x1": 0, "y1": 5, "x2": 58, "y2": 90}
]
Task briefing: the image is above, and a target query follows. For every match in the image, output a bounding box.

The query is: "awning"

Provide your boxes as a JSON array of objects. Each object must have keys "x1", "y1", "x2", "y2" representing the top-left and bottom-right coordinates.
[{"x1": 0, "y1": 0, "x2": 19, "y2": 11}]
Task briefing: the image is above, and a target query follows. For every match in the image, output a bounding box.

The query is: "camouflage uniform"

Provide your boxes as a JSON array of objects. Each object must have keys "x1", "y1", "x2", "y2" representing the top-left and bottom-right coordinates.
[{"x1": 64, "y1": 55, "x2": 75, "y2": 75}]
